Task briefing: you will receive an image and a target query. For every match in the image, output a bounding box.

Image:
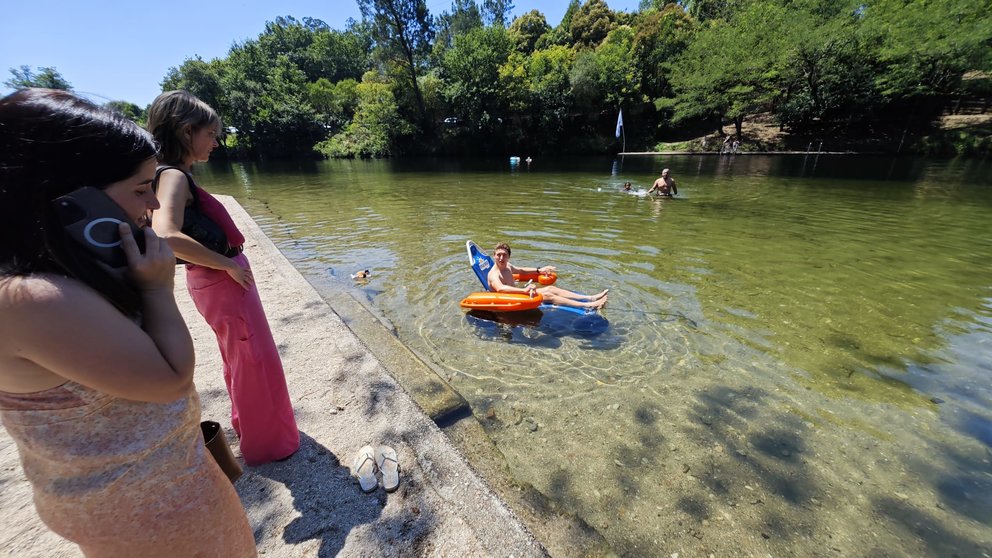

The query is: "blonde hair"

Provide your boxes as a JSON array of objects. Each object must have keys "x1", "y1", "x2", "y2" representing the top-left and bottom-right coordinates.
[{"x1": 146, "y1": 90, "x2": 220, "y2": 165}]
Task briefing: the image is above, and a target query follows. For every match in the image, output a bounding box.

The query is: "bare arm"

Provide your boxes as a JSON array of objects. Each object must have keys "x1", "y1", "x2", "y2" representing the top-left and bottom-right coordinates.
[
  {"x1": 151, "y1": 169, "x2": 252, "y2": 289},
  {"x1": 0, "y1": 227, "x2": 195, "y2": 403}
]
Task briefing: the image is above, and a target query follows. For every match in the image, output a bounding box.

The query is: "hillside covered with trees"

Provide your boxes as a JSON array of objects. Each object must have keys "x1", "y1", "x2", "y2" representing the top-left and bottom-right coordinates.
[{"x1": 9, "y1": 0, "x2": 991, "y2": 158}]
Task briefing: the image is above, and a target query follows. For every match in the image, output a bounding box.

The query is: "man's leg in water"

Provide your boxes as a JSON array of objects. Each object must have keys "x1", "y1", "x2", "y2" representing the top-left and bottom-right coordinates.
[
  {"x1": 540, "y1": 285, "x2": 609, "y2": 301},
  {"x1": 541, "y1": 291, "x2": 608, "y2": 309}
]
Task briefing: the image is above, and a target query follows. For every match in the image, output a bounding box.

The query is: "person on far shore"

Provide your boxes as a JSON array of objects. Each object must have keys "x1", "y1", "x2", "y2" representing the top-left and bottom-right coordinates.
[
  {"x1": 488, "y1": 242, "x2": 608, "y2": 310},
  {"x1": 648, "y1": 169, "x2": 678, "y2": 197},
  {"x1": 147, "y1": 91, "x2": 299, "y2": 466}
]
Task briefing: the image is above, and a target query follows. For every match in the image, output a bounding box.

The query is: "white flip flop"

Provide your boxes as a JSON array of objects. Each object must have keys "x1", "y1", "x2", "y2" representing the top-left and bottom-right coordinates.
[
  {"x1": 352, "y1": 445, "x2": 378, "y2": 493},
  {"x1": 375, "y1": 445, "x2": 400, "y2": 492}
]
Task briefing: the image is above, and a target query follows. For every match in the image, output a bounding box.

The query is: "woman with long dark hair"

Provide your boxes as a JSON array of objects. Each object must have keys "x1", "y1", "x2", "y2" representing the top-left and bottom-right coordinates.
[{"x1": 0, "y1": 89, "x2": 256, "y2": 556}]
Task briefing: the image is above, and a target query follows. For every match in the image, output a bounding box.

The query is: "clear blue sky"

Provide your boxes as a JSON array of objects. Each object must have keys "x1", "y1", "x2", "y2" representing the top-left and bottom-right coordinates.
[{"x1": 1, "y1": 0, "x2": 642, "y2": 107}]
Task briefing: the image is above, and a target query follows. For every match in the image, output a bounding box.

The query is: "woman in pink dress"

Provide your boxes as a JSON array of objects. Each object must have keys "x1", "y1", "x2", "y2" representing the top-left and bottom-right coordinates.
[
  {"x1": 147, "y1": 91, "x2": 299, "y2": 465},
  {"x1": 0, "y1": 88, "x2": 256, "y2": 556}
]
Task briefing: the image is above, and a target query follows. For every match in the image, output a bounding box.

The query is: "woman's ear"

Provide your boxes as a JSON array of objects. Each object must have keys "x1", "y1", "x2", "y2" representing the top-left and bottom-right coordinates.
[{"x1": 181, "y1": 124, "x2": 193, "y2": 142}]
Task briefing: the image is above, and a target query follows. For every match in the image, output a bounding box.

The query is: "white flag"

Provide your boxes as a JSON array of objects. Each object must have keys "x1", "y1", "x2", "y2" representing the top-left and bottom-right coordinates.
[{"x1": 615, "y1": 110, "x2": 624, "y2": 138}]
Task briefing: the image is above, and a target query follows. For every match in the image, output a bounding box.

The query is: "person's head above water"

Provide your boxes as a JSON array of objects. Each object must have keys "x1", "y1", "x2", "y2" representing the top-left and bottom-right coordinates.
[
  {"x1": 493, "y1": 242, "x2": 511, "y2": 257},
  {"x1": 623, "y1": 182, "x2": 632, "y2": 190},
  {"x1": 146, "y1": 90, "x2": 222, "y2": 166},
  {"x1": 662, "y1": 169, "x2": 670, "y2": 177}
]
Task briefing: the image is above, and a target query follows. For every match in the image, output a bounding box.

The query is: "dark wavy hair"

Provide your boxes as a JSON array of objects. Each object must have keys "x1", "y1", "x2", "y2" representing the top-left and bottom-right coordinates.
[{"x1": 0, "y1": 88, "x2": 158, "y2": 316}]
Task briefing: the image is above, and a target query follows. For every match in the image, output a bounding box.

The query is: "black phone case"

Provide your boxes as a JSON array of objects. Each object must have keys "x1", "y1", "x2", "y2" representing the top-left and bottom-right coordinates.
[{"x1": 52, "y1": 187, "x2": 145, "y2": 274}]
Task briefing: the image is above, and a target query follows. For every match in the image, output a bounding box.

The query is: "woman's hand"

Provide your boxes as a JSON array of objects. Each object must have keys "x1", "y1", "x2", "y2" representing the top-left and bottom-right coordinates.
[
  {"x1": 121, "y1": 223, "x2": 176, "y2": 291},
  {"x1": 224, "y1": 258, "x2": 254, "y2": 290}
]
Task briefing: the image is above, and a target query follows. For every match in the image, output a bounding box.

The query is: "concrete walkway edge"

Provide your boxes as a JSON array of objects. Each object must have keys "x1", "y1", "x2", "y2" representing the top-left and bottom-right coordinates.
[{"x1": 0, "y1": 196, "x2": 546, "y2": 557}]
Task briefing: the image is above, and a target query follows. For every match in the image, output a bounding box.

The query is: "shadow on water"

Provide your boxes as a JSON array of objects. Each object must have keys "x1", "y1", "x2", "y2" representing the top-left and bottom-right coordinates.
[
  {"x1": 465, "y1": 308, "x2": 615, "y2": 347},
  {"x1": 529, "y1": 379, "x2": 992, "y2": 555}
]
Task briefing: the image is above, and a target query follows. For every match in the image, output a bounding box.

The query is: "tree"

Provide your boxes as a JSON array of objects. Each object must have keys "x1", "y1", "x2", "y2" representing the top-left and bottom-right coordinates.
[
  {"x1": 5, "y1": 65, "x2": 72, "y2": 90},
  {"x1": 525, "y1": 46, "x2": 576, "y2": 142},
  {"x1": 441, "y1": 26, "x2": 514, "y2": 130},
  {"x1": 508, "y1": 10, "x2": 550, "y2": 53},
  {"x1": 774, "y1": 1, "x2": 880, "y2": 131},
  {"x1": 316, "y1": 72, "x2": 413, "y2": 157},
  {"x1": 358, "y1": 0, "x2": 435, "y2": 127},
  {"x1": 570, "y1": 0, "x2": 617, "y2": 48},
  {"x1": 104, "y1": 101, "x2": 146, "y2": 125},
  {"x1": 594, "y1": 26, "x2": 641, "y2": 108},
  {"x1": 161, "y1": 57, "x2": 226, "y2": 115},
  {"x1": 220, "y1": 37, "x2": 325, "y2": 157},
  {"x1": 433, "y1": 0, "x2": 483, "y2": 59},
  {"x1": 666, "y1": 1, "x2": 791, "y2": 136},
  {"x1": 252, "y1": 16, "x2": 369, "y2": 84},
  {"x1": 680, "y1": 0, "x2": 739, "y2": 22},
  {"x1": 862, "y1": 0, "x2": 992, "y2": 100},
  {"x1": 632, "y1": 3, "x2": 697, "y2": 100},
  {"x1": 481, "y1": 0, "x2": 514, "y2": 27},
  {"x1": 307, "y1": 77, "x2": 360, "y2": 130}
]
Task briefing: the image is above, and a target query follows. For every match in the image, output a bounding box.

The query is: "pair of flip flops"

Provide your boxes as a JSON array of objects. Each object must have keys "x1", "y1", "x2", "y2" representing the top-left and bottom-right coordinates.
[{"x1": 352, "y1": 445, "x2": 399, "y2": 493}]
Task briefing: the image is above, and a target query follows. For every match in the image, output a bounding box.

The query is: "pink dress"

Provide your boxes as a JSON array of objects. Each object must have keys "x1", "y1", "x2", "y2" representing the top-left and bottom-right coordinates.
[
  {"x1": 186, "y1": 254, "x2": 300, "y2": 465},
  {"x1": 185, "y1": 184, "x2": 299, "y2": 465},
  {"x1": 0, "y1": 382, "x2": 256, "y2": 556}
]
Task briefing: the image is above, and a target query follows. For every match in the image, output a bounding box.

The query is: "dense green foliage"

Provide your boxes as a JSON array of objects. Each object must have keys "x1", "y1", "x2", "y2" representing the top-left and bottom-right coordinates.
[
  {"x1": 5, "y1": 65, "x2": 73, "y2": 90},
  {"x1": 16, "y1": 0, "x2": 981, "y2": 158}
]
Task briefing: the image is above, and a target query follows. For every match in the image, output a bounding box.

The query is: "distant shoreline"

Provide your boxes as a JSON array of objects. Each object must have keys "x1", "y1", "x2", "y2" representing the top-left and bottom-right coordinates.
[{"x1": 619, "y1": 151, "x2": 873, "y2": 156}]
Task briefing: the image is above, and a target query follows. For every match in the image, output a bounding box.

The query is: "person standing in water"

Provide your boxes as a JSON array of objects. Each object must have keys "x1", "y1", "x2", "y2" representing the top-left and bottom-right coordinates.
[
  {"x1": 147, "y1": 91, "x2": 299, "y2": 465},
  {"x1": 648, "y1": 169, "x2": 678, "y2": 197}
]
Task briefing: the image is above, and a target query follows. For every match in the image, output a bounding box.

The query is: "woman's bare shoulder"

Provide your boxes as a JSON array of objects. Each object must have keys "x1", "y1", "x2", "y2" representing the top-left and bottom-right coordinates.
[{"x1": 1, "y1": 273, "x2": 87, "y2": 306}]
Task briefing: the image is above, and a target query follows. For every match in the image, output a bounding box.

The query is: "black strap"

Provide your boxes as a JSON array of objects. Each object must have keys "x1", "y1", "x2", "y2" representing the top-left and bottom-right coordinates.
[
  {"x1": 152, "y1": 165, "x2": 231, "y2": 262},
  {"x1": 153, "y1": 165, "x2": 199, "y2": 204}
]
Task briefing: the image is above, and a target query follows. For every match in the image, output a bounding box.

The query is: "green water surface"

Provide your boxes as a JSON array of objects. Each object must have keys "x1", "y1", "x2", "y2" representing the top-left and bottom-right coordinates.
[{"x1": 199, "y1": 155, "x2": 992, "y2": 556}]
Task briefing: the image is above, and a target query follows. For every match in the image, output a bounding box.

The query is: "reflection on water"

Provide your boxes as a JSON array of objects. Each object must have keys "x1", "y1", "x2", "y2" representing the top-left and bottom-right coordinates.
[{"x1": 199, "y1": 155, "x2": 992, "y2": 555}]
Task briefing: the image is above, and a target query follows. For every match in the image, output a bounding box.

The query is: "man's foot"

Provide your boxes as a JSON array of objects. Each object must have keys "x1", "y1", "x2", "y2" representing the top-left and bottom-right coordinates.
[
  {"x1": 589, "y1": 294, "x2": 608, "y2": 309},
  {"x1": 591, "y1": 289, "x2": 609, "y2": 300}
]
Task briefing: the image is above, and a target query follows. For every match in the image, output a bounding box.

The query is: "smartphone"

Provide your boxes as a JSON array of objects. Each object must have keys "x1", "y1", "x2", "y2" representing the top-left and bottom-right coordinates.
[{"x1": 52, "y1": 186, "x2": 145, "y2": 276}]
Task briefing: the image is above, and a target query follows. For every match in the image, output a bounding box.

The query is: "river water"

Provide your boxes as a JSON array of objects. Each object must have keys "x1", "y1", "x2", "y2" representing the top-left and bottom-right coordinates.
[{"x1": 199, "y1": 154, "x2": 991, "y2": 556}]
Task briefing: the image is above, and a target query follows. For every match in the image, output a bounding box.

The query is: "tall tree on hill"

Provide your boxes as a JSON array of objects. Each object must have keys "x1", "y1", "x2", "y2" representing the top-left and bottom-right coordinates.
[{"x1": 358, "y1": 0, "x2": 435, "y2": 128}]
